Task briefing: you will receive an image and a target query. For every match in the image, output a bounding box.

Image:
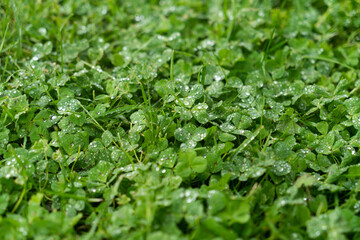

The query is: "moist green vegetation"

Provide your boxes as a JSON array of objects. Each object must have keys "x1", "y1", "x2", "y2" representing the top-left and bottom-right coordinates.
[{"x1": 1, "y1": 0, "x2": 360, "y2": 239}]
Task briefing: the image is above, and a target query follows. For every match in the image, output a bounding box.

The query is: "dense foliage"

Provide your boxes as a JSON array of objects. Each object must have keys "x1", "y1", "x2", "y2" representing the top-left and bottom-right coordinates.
[{"x1": 1, "y1": 0, "x2": 360, "y2": 239}]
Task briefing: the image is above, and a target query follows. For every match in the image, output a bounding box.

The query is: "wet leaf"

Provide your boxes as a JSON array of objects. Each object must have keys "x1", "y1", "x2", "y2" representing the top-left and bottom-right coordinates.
[{"x1": 88, "y1": 160, "x2": 114, "y2": 183}]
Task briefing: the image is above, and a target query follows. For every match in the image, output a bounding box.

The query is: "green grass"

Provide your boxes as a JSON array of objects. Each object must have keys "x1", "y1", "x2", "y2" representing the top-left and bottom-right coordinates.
[{"x1": 1, "y1": 0, "x2": 360, "y2": 239}]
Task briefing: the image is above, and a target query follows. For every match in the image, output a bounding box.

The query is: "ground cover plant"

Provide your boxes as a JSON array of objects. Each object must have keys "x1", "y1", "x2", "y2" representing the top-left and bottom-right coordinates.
[{"x1": 1, "y1": 0, "x2": 360, "y2": 239}]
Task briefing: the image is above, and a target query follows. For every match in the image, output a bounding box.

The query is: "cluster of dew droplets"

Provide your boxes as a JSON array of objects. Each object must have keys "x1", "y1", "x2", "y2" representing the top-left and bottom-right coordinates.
[
  {"x1": 178, "y1": 189, "x2": 198, "y2": 204},
  {"x1": 192, "y1": 128, "x2": 207, "y2": 141},
  {"x1": 158, "y1": 149, "x2": 176, "y2": 168},
  {"x1": 57, "y1": 99, "x2": 80, "y2": 113},
  {"x1": 194, "y1": 39, "x2": 215, "y2": 51},
  {"x1": 354, "y1": 201, "x2": 360, "y2": 213},
  {"x1": 272, "y1": 160, "x2": 291, "y2": 176},
  {"x1": 3, "y1": 161, "x2": 18, "y2": 179},
  {"x1": 175, "y1": 128, "x2": 191, "y2": 142},
  {"x1": 220, "y1": 122, "x2": 236, "y2": 132},
  {"x1": 154, "y1": 166, "x2": 167, "y2": 174}
]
